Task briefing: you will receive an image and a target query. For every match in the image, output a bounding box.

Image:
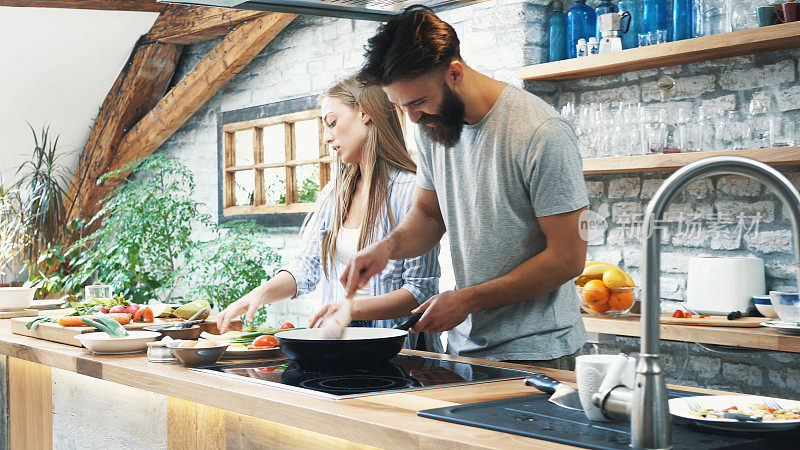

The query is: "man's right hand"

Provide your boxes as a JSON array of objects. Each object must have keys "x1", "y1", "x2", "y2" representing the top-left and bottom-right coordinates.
[
  {"x1": 340, "y1": 239, "x2": 393, "y2": 296},
  {"x1": 216, "y1": 289, "x2": 265, "y2": 334}
]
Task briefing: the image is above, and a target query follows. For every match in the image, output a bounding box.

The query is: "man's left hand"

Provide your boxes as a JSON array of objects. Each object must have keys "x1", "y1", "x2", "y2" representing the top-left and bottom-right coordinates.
[{"x1": 410, "y1": 290, "x2": 472, "y2": 333}]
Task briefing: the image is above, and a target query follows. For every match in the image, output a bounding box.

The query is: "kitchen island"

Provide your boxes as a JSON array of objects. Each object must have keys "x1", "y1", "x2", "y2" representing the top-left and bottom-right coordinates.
[{"x1": 0, "y1": 314, "x2": 758, "y2": 450}]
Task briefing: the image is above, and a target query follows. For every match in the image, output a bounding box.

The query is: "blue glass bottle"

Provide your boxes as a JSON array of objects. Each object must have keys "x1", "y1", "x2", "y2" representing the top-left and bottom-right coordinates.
[
  {"x1": 617, "y1": 0, "x2": 640, "y2": 49},
  {"x1": 595, "y1": 0, "x2": 618, "y2": 40},
  {"x1": 567, "y1": 0, "x2": 597, "y2": 58},
  {"x1": 672, "y1": 0, "x2": 692, "y2": 41},
  {"x1": 642, "y1": 0, "x2": 667, "y2": 35},
  {"x1": 548, "y1": 0, "x2": 568, "y2": 62}
]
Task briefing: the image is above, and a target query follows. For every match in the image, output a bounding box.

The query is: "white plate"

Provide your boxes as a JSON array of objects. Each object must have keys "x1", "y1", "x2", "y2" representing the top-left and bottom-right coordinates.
[
  {"x1": 761, "y1": 320, "x2": 800, "y2": 335},
  {"x1": 222, "y1": 346, "x2": 282, "y2": 359},
  {"x1": 670, "y1": 395, "x2": 800, "y2": 431},
  {"x1": 75, "y1": 330, "x2": 161, "y2": 354}
]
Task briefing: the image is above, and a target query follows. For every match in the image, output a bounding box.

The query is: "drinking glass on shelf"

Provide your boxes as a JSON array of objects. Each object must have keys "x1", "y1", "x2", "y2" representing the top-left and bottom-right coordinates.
[
  {"x1": 770, "y1": 116, "x2": 795, "y2": 148},
  {"x1": 85, "y1": 284, "x2": 113, "y2": 301},
  {"x1": 748, "y1": 96, "x2": 772, "y2": 148},
  {"x1": 654, "y1": 29, "x2": 668, "y2": 44}
]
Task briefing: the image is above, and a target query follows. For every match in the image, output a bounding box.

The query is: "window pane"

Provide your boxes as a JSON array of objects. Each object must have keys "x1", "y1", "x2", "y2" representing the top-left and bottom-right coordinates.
[
  {"x1": 263, "y1": 167, "x2": 286, "y2": 205},
  {"x1": 296, "y1": 164, "x2": 320, "y2": 203},
  {"x1": 234, "y1": 130, "x2": 254, "y2": 166},
  {"x1": 262, "y1": 124, "x2": 285, "y2": 165},
  {"x1": 295, "y1": 119, "x2": 321, "y2": 161},
  {"x1": 234, "y1": 170, "x2": 255, "y2": 206}
]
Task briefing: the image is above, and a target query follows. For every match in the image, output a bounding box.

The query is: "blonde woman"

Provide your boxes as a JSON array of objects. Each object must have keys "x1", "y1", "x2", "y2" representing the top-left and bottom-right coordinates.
[{"x1": 216, "y1": 77, "x2": 441, "y2": 352}]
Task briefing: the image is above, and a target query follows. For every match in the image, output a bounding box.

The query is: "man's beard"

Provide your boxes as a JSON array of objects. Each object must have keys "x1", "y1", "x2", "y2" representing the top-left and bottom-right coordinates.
[{"x1": 418, "y1": 82, "x2": 466, "y2": 148}]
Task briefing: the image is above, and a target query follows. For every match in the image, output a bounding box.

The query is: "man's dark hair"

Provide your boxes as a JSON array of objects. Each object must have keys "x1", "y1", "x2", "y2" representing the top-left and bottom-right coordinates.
[{"x1": 358, "y1": 6, "x2": 461, "y2": 85}]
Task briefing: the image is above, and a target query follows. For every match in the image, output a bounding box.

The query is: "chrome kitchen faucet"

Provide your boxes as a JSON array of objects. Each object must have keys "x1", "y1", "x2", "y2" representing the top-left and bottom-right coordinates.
[{"x1": 593, "y1": 156, "x2": 800, "y2": 449}]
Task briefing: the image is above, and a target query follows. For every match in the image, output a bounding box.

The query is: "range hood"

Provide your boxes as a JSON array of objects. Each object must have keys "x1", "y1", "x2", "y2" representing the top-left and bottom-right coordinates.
[{"x1": 159, "y1": 0, "x2": 487, "y2": 21}]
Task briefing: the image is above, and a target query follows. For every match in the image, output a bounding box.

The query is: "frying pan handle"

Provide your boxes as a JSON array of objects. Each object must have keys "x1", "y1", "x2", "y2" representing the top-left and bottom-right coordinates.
[{"x1": 393, "y1": 313, "x2": 422, "y2": 331}]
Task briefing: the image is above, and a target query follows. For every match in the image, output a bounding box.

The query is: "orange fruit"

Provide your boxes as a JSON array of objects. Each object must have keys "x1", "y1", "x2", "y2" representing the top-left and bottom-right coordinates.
[
  {"x1": 589, "y1": 300, "x2": 612, "y2": 313},
  {"x1": 609, "y1": 289, "x2": 635, "y2": 311},
  {"x1": 582, "y1": 279, "x2": 610, "y2": 305}
]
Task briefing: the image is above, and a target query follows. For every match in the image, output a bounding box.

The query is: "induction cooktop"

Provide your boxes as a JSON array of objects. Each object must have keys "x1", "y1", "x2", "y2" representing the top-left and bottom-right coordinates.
[{"x1": 192, "y1": 354, "x2": 536, "y2": 399}]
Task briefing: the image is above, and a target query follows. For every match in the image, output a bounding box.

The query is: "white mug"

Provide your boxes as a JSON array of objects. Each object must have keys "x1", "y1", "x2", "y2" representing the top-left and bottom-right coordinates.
[{"x1": 576, "y1": 354, "x2": 636, "y2": 421}]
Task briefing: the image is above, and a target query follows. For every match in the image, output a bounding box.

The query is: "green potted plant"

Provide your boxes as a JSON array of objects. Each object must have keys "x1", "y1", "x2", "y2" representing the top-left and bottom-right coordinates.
[
  {"x1": 0, "y1": 180, "x2": 36, "y2": 307},
  {"x1": 16, "y1": 123, "x2": 69, "y2": 268}
]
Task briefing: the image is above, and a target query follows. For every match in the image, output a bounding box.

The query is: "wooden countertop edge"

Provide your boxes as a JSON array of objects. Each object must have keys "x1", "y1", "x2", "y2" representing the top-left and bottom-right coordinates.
[
  {"x1": 0, "y1": 320, "x2": 578, "y2": 449},
  {"x1": 582, "y1": 315, "x2": 800, "y2": 353}
]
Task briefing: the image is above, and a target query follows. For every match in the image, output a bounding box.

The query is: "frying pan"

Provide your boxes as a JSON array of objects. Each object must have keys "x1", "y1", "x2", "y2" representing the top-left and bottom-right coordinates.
[{"x1": 275, "y1": 314, "x2": 421, "y2": 368}]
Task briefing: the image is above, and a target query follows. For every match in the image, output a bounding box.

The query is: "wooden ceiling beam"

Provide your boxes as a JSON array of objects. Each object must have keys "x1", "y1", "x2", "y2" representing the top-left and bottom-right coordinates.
[
  {"x1": 84, "y1": 13, "x2": 296, "y2": 214},
  {"x1": 146, "y1": 5, "x2": 267, "y2": 45},
  {"x1": 0, "y1": 1, "x2": 167, "y2": 12},
  {"x1": 63, "y1": 38, "x2": 183, "y2": 227}
]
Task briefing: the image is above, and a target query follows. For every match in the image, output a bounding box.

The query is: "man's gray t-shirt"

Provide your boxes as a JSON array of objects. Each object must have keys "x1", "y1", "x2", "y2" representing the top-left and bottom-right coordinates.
[{"x1": 415, "y1": 84, "x2": 589, "y2": 361}]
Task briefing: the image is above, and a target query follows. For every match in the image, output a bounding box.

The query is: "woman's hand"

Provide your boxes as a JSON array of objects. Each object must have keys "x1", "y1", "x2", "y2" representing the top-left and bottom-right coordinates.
[
  {"x1": 216, "y1": 288, "x2": 266, "y2": 333},
  {"x1": 309, "y1": 302, "x2": 350, "y2": 329}
]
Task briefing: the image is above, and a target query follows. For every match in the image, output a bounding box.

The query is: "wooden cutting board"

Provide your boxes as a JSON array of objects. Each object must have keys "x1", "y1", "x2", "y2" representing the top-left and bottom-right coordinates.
[
  {"x1": 11, "y1": 316, "x2": 196, "y2": 347},
  {"x1": 0, "y1": 309, "x2": 38, "y2": 319},
  {"x1": 660, "y1": 315, "x2": 765, "y2": 327}
]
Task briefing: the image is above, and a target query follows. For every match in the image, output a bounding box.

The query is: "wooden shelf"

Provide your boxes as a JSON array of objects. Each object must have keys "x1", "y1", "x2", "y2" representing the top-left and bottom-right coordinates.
[
  {"x1": 583, "y1": 315, "x2": 800, "y2": 353},
  {"x1": 518, "y1": 22, "x2": 800, "y2": 81},
  {"x1": 582, "y1": 146, "x2": 800, "y2": 175}
]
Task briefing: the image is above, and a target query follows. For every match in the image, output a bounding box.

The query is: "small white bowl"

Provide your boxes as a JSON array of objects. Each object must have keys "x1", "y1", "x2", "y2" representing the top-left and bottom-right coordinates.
[
  {"x1": 75, "y1": 330, "x2": 161, "y2": 354},
  {"x1": 0, "y1": 287, "x2": 35, "y2": 310},
  {"x1": 753, "y1": 295, "x2": 778, "y2": 318}
]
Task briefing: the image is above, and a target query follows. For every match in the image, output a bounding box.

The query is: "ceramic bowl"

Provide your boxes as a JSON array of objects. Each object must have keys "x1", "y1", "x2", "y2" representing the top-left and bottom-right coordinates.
[
  {"x1": 167, "y1": 340, "x2": 229, "y2": 367},
  {"x1": 576, "y1": 285, "x2": 638, "y2": 317},
  {"x1": 143, "y1": 324, "x2": 203, "y2": 340},
  {"x1": 0, "y1": 287, "x2": 35, "y2": 310},
  {"x1": 769, "y1": 291, "x2": 800, "y2": 323},
  {"x1": 753, "y1": 295, "x2": 778, "y2": 318},
  {"x1": 75, "y1": 330, "x2": 161, "y2": 354}
]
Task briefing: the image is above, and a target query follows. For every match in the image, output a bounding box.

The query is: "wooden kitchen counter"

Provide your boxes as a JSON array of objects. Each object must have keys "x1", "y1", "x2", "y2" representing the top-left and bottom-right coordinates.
[
  {"x1": 0, "y1": 317, "x2": 585, "y2": 449},
  {"x1": 583, "y1": 314, "x2": 800, "y2": 353}
]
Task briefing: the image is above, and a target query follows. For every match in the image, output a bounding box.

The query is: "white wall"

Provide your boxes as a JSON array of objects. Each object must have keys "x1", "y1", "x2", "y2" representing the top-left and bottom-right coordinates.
[{"x1": 0, "y1": 7, "x2": 158, "y2": 186}]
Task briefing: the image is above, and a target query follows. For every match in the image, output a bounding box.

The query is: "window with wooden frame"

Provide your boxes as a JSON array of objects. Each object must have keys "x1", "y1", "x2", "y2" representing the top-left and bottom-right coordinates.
[
  {"x1": 221, "y1": 109, "x2": 334, "y2": 217},
  {"x1": 218, "y1": 97, "x2": 419, "y2": 226}
]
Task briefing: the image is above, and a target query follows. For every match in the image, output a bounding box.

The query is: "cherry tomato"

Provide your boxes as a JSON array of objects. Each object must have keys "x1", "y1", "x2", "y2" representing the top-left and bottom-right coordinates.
[
  {"x1": 280, "y1": 322, "x2": 295, "y2": 329},
  {"x1": 252, "y1": 335, "x2": 278, "y2": 348},
  {"x1": 672, "y1": 310, "x2": 684, "y2": 318}
]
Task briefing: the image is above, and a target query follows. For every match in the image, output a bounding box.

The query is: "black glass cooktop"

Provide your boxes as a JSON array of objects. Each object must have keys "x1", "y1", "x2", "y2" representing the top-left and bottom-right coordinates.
[{"x1": 193, "y1": 354, "x2": 536, "y2": 399}]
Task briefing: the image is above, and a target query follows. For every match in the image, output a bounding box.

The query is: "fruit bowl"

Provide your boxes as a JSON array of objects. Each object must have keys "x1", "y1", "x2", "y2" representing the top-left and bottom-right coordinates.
[{"x1": 576, "y1": 284, "x2": 638, "y2": 317}]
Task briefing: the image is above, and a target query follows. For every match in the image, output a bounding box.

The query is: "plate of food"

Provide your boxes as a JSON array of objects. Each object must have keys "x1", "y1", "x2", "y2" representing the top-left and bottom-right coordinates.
[
  {"x1": 222, "y1": 343, "x2": 283, "y2": 359},
  {"x1": 202, "y1": 323, "x2": 295, "y2": 359},
  {"x1": 669, "y1": 395, "x2": 800, "y2": 431}
]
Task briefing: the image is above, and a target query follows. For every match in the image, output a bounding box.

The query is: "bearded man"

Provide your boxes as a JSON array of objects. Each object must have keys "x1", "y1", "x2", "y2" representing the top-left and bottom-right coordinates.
[{"x1": 341, "y1": 6, "x2": 590, "y2": 369}]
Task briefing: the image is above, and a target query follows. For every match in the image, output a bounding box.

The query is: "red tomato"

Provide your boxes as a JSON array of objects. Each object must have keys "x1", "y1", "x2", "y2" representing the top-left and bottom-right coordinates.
[
  {"x1": 279, "y1": 322, "x2": 295, "y2": 329},
  {"x1": 96, "y1": 306, "x2": 109, "y2": 314},
  {"x1": 252, "y1": 335, "x2": 278, "y2": 348},
  {"x1": 142, "y1": 307, "x2": 154, "y2": 323},
  {"x1": 126, "y1": 303, "x2": 140, "y2": 315},
  {"x1": 109, "y1": 305, "x2": 126, "y2": 314},
  {"x1": 672, "y1": 310, "x2": 684, "y2": 318},
  {"x1": 133, "y1": 308, "x2": 144, "y2": 322}
]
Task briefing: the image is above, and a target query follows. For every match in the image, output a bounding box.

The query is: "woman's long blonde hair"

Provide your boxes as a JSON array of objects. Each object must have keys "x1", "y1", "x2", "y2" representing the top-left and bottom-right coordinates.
[{"x1": 317, "y1": 77, "x2": 416, "y2": 277}]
